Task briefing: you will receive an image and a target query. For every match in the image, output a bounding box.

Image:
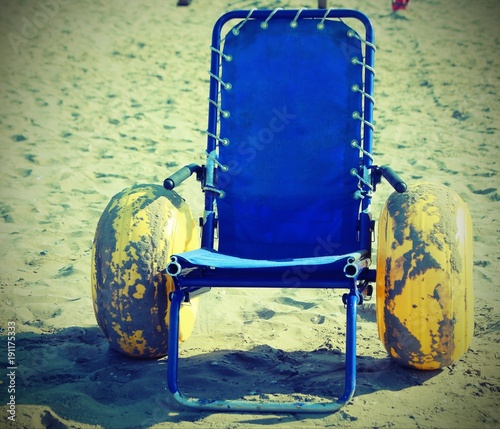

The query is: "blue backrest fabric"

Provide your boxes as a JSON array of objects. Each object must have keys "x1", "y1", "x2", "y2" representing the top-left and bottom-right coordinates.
[{"x1": 216, "y1": 18, "x2": 364, "y2": 259}]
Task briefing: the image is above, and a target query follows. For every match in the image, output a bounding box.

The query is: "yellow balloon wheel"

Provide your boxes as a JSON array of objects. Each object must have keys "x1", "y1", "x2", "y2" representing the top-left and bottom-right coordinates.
[
  {"x1": 91, "y1": 184, "x2": 199, "y2": 358},
  {"x1": 376, "y1": 182, "x2": 473, "y2": 370}
]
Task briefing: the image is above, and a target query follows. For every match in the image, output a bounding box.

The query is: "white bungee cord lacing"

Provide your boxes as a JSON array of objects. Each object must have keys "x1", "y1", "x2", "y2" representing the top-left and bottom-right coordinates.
[
  {"x1": 290, "y1": 8, "x2": 306, "y2": 28},
  {"x1": 347, "y1": 23, "x2": 376, "y2": 198},
  {"x1": 260, "y1": 8, "x2": 282, "y2": 29}
]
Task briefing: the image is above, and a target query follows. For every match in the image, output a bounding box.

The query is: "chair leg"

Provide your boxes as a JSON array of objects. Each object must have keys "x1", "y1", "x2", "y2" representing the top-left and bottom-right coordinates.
[
  {"x1": 339, "y1": 290, "x2": 358, "y2": 403},
  {"x1": 167, "y1": 290, "x2": 183, "y2": 395},
  {"x1": 167, "y1": 288, "x2": 359, "y2": 413}
]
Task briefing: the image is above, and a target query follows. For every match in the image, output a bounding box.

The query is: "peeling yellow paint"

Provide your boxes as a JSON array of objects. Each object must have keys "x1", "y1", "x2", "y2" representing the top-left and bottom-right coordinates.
[
  {"x1": 376, "y1": 182, "x2": 473, "y2": 370},
  {"x1": 132, "y1": 284, "x2": 147, "y2": 299},
  {"x1": 91, "y1": 184, "x2": 200, "y2": 358}
]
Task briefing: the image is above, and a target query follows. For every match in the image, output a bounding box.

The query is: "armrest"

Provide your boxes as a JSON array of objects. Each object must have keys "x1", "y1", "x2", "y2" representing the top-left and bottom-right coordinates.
[{"x1": 164, "y1": 163, "x2": 202, "y2": 190}]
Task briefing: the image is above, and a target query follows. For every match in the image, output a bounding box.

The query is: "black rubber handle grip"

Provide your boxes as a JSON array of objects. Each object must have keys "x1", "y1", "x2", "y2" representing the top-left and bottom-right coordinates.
[
  {"x1": 380, "y1": 165, "x2": 407, "y2": 193},
  {"x1": 164, "y1": 163, "x2": 200, "y2": 190}
]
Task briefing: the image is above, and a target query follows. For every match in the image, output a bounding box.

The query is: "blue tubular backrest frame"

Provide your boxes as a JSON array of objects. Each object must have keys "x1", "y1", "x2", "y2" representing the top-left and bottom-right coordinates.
[{"x1": 167, "y1": 9, "x2": 376, "y2": 413}]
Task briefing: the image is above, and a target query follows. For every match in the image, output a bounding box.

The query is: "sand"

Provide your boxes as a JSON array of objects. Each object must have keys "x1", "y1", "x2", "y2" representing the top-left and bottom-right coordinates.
[{"x1": 0, "y1": 0, "x2": 499, "y2": 427}]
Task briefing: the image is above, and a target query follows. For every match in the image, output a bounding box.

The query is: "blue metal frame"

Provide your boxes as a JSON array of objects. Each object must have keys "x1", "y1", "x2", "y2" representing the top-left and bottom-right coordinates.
[
  {"x1": 168, "y1": 288, "x2": 359, "y2": 412},
  {"x1": 167, "y1": 8, "x2": 376, "y2": 413}
]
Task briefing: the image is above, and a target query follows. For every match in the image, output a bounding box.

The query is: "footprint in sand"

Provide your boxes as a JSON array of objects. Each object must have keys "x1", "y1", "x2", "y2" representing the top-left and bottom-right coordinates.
[
  {"x1": 310, "y1": 315, "x2": 326, "y2": 325},
  {"x1": 256, "y1": 309, "x2": 276, "y2": 320},
  {"x1": 0, "y1": 204, "x2": 14, "y2": 223},
  {"x1": 275, "y1": 296, "x2": 316, "y2": 310}
]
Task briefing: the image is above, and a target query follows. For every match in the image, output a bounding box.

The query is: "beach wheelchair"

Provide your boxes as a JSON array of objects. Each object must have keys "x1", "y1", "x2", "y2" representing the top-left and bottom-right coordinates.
[{"x1": 91, "y1": 8, "x2": 473, "y2": 413}]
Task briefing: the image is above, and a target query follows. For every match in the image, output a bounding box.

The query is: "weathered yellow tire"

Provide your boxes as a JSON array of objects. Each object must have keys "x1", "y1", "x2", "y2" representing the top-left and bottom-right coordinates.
[
  {"x1": 376, "y1": 182, "x2": 473, "y2": 370},
  {"x1": 91, "y1": 184, "x2": 199, "y2": 358}
]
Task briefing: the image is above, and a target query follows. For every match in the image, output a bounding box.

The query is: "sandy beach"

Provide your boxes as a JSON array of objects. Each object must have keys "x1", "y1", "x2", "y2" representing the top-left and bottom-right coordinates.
[{"x1": 0, "y1": 0, "x2": 499, "y2": 427}]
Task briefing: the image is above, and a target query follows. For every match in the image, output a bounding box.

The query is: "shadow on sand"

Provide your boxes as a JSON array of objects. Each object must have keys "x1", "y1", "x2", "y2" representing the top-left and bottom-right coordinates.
[{"x1": 0, "y1": 326, "x2": 439, "y2": 428}]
